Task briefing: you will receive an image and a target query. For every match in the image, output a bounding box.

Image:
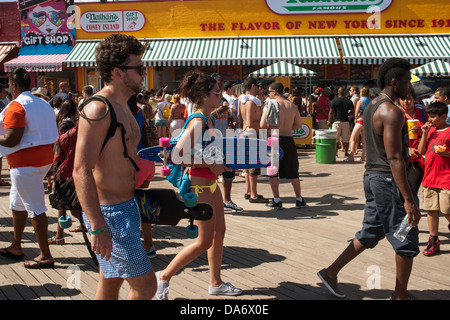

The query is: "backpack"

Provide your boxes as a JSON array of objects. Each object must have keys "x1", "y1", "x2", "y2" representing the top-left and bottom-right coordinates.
[
  {"x1": 49, "y1": 125, "x2": 80, "y2": 210},
  {"x1": 162, "y1": 104, "x2": 170, "y2": 119},
  {"x1": 49, "y1": 95, "x2": 139, "y2": 211},
  {"x1": 166, "y1": 112, "x2": 213, "y2": 196},
  {"x1": 265, "y1": 98, "x2": 279, "y2": 126}
]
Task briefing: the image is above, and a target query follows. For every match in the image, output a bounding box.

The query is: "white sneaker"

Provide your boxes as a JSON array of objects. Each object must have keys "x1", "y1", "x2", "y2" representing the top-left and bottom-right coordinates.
[
  {"x1": 208, "y1": 282, "x2": 243, "y2": 296},
  {"x1": 155, "y1": 271, "x2": 170, "y2": 300},
  {"x1": 224, "y1": 201, "x2": 243, "y2": 213}
]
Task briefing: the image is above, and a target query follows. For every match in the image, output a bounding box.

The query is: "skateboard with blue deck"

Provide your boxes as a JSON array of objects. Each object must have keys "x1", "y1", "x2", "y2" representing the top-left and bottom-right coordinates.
[{"x1": 138, "y1": 137, "x2": 283, "y2": 176}]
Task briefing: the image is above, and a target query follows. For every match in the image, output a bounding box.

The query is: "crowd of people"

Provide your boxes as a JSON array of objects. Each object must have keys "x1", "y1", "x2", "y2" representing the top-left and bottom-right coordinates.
[{"x1": 0, "y1": 33, "x2": 448, "y2": 300}]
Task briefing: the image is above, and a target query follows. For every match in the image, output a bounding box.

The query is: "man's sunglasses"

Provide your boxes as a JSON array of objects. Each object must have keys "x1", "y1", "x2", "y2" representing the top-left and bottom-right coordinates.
[{"x1": 118, "y1": 65, "x2": 146, "y2": 76}]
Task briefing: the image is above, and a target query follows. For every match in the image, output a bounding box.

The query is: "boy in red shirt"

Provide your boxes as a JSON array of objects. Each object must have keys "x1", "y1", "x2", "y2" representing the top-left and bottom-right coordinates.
[{"x1": 418, "y1": 102, "x2": 450, "y2": 256}]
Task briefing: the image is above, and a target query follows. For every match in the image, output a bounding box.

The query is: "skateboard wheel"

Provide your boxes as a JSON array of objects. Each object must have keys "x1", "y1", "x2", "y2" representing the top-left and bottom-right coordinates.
[
  {"x1": 186, "y1": 225, "x2": 198, "y2": 239},
  {"x1": 183, "y1": 192, "x2": 197, "y2": 208},
  {"x1": 160, "y1": 166, "x2": 171, "y2": 176},
  {"x1": 267, "y1": 137, "x2": 278, "y2": 147},
  {"x1": 266, "y1": 165, "x2": 278, "y2": 176},
  {"x1": 159, "y1": 137, "x2": 171, "y2": 147},
  {"x1": 58, "y1": 215, "x2": 72, "y2": 229}
]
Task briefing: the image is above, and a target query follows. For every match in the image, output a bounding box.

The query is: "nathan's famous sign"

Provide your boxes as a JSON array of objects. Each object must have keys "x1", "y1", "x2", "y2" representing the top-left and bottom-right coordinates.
[
  {"x1": 80, "y1": 10, "x2": 145, "y2": 32},
  {"x1": 266, "y1": 0, "x2": 392, "y2": 14}
]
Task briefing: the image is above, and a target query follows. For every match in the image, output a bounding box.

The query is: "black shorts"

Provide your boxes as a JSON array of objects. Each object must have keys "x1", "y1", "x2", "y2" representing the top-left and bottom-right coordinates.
[
  {"x1": 222, "y1": 169, "x2": 235, "y2": 180},
  {"x1": 277, "y1": 136, "x2": 299, "y2": 179}
]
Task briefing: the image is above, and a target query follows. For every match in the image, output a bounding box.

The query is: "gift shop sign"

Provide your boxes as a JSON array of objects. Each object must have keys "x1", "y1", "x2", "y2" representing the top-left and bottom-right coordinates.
[
  {"x1": 20, "y1": 0, "x2": 75, "y2": 55},
  {"x1": 80, "y1": 10, "x2": 145, "y2": 32},
  {"x1": 266, "y1": 0, "x2": 393, "y2": 14}
]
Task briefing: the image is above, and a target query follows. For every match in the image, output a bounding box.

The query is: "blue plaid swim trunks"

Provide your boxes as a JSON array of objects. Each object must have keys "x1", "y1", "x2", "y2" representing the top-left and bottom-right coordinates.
[{"x1": 82, "y1": 198, "x2": 152, "y2": 279}]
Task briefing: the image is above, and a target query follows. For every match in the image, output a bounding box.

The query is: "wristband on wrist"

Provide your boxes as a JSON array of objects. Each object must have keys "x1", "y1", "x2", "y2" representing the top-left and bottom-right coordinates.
[{"x1": 91, "y1": 226, "x2": 107, "y2": 235}]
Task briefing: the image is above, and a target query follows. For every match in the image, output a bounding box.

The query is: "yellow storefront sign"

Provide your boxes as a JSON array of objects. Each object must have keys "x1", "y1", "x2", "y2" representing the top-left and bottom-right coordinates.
[
  {"x1": 293, "y1": 117, "x2": 313, "y2": 145},
  {"x1": 76, "y1": 0, "x2": 450, "y2": 40}
]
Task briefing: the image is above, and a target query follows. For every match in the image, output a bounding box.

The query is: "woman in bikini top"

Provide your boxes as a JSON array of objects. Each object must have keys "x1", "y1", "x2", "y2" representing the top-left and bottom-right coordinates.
[{"x1": 155, "y1": 71, "x2": 242, "y2": 299}]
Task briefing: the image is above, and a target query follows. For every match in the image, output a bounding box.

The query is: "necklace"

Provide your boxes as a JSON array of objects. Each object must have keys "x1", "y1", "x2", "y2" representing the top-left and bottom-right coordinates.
[{"x1": 380, "y1": 92, "x2": 396, "y2": 106}]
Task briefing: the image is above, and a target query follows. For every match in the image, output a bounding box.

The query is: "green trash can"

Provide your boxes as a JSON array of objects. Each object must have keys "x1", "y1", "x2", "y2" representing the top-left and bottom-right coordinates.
[{"x1": 315, "y1": 130, "x2": 337, "y2": 164}]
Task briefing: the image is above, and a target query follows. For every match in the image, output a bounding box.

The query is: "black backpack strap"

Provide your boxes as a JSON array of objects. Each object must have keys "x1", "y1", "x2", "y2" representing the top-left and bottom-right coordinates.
[
  {"x1": 116, "y1": 123, "x2": 140, "y2": 172},
  {"x1": 79, "y1": 95, "x2": 117, "y2": 152},
  {"x1": 101, "y1": 100, "x2": 117, "y2": 152},
  {"x1": 57, "y1": 134, "x2": 66, "y2": 159},
  {"x1": 78, "y1": 95, "x2": 140, "y2": 172}
]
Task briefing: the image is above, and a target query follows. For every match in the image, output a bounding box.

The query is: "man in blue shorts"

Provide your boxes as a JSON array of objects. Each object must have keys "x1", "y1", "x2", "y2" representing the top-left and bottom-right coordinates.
[
  {"x1": 317, "y1": 58, "x2": 422, "y2": 300},
  {"x1": 73, "y1": 34, "x2": 156, "y2": 300}
]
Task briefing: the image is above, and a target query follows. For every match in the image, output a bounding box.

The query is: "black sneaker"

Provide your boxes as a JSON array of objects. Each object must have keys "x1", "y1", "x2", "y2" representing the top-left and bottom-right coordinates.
[
  {"x1": 317, "y1": 269, "x2": 346, "y2": 298},
  {"x1": 249, "y1": 195, "x2": 269, "y2": 203},
  {"x1": 296, "y1": 198, "x2": 307, "y2": 209},
  {"x1": 266, "y1": 199, "x2": 283, "y2": 210}
]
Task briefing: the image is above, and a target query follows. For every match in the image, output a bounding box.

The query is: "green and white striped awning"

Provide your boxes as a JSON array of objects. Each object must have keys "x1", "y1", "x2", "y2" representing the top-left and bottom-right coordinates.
[
  {"x1": 339, "y1": 35, "x2": 450, "y2": 65},
  {"x1": 142, "y1": 37, "x2": 340, "y2": 67},
  {"x1": 249, "y1": 61, "x2": 316, "y2": 78},
  {"x1": 64, "y1": 40, "x2": 147, "y2": 67},
  {"x1": 411, "y1": 60, "x2": 450, "y2": 77},
  {"x1": 64, "y1": 41, "x2": 99, "y2": 67}
]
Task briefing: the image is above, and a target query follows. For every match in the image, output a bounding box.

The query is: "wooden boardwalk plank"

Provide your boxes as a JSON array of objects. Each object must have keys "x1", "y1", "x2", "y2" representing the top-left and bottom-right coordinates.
[{"x1": 0, "y1": 150, "x2": 448, "y2": 300}]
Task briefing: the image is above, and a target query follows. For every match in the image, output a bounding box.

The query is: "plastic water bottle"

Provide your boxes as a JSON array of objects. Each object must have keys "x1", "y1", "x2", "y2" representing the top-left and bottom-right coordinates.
[{"x1": 393, "y1": 215, "x2": 413, "y2": 242}]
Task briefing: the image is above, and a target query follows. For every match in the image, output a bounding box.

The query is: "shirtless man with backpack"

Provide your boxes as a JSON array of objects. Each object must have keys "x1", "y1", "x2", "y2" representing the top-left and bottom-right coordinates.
[
  {"x1": 73, "y1": 34, "x2": 156, "y2": 300},
  {"x1": 260, "y1": 82, "x2": 305, "y2": 210}
]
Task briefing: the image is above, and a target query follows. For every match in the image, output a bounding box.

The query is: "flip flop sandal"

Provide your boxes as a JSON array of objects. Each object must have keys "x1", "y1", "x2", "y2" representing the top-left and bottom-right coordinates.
[
  {"x1": 24, "y1": 259, "x2": 55, "y2": 269},
  {"x1": 0, "y1": 249, "x2": 24, "y2": 261},
  {"x1": 48, "y1": 236, "x2": 65, "y2": 245}
]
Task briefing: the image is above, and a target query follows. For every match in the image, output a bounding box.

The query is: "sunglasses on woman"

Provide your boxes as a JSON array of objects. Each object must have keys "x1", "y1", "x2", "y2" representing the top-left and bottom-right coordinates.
[{"x1": 206, "y1": 91, "x2": 221, "y2": 96}]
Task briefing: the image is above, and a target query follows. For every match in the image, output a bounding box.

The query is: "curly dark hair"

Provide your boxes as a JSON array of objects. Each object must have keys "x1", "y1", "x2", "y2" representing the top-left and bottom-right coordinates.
[
  {"x1": 95, "y1": 34, "x2": 145, "y2": 83},
  {"x1": 179, "y1": 70, "x2": 217, "y2": 106},
  {"x1": 377, "y1": 58, "x2": 410, "y2": 90}
]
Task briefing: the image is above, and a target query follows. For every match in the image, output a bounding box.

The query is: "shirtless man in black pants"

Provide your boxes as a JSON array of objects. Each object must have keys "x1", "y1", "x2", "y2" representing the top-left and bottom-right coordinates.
[{"x1": 260, "y1": 81, "x2": 305, "y2": 210}]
